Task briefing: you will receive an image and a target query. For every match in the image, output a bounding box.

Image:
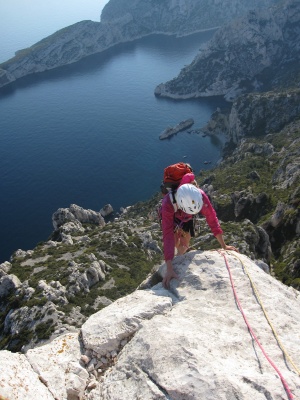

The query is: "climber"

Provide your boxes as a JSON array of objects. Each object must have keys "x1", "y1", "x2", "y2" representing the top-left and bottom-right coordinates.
[{"x1": 161, "y1": 173, "x2": 238, "y2": 288}]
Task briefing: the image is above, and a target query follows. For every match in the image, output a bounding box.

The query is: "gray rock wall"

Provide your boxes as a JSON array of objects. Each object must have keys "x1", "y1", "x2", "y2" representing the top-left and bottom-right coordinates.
[
  {"x1": 228, "y1": 88, "x2": 300, "y2": 141},
  {"x1": 155, "y1": 0, "x2": 300, "y2": 100}
]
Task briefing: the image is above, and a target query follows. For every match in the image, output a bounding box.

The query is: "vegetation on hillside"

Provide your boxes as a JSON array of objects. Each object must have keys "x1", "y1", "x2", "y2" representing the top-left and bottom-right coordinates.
[{"x1": 1, "y1": 0, "x2": 299, "y2": 353}]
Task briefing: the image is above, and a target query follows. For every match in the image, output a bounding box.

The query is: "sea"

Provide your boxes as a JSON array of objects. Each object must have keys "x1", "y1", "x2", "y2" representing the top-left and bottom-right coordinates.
[{"x1": 0, "y1": 0, "x2": 227, "y2": 263}]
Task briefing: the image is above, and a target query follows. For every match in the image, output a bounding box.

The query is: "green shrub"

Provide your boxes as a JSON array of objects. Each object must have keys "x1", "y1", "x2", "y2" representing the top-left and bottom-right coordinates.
[{"x1": 35, "y1": 320, "x2": 55, "y2": 340}]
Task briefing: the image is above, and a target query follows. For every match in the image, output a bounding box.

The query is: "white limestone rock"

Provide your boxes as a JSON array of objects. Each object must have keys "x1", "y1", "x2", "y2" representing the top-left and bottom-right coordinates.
[
  {"x1": 100, "y1": 203, "x2": 114, "y2": 217},
  {"x1": 98, "y1": 251, "x2": 300, "y2": 399},
  {"x1": 139, "y1": 231, "x2": 162, "y2": 253},
  {"x1": 0, "y1": 261, "x2": 12, "y2": 274},
  {"x1": 0, "y1": 350, "x2": 55, "y2": 399},
  {"x1": 86, "y1": 261, "x2": 106, "y2": 286},
  {"x1": 11, "y1": 248, "x2": 34, "y2": 260},
  {"x1": 255, "y1": 259, "x2": 270, "y2": 273},
  {"x1": 81, "y1": 290, "x2": 173, "y2": 356},
  {"x1": 52, "y1": 203, "x2": 105, "y2": 231},
  {"x1": 52, "y1": 207, "x2": 77, "y2": 230},
  {"x1": 269, "y1": 201, "x2": 288, "y2": 228},
  {"x1": 1, "y1": 251, "x2": 300, "y2": 399},
  {"x1": 272, "y1": 138, "x2": 300, "y2": 189},
  {"x1": 93, "y1": 295, "x2": 113, "y2": 308},
  {"x1": 37, "y1": 279, "x2": 68, "y2": 304},
  {"x1": 0, "y1": 274, "x2": 21, "y2": 298},
  {"x1": 69, "y1": 204, "x2": 105, "y2": 226},
  {"x1": 15, "y1": 280, "x2": 35, "y2": 300},
  {"x1": 0, "y1": 262, "x2": 11, "y2": 278},
  {"x1": 60, "y1": 220, "x2": 85, "y2": 234},
  {"x1": 67, "y1": 259, "x2": 110, "y2": 295},
  {"x1": 26, "y1": 332, "x2": 86, "y2": 400},
  {"x1": 61, "y1": 233, "x2": 74, "y2": 245},
  {"x1": 76, "y1": 235, "x2": 92, "y2": 244}
]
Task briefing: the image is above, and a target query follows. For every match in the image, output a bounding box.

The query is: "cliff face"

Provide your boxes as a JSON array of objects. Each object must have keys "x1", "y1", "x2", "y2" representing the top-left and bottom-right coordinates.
[
  {"x1": 0, "y1": 0, "x2": 279, "y2": 88},
  {"x1": 155, "y1": 0, "x2": 300, "y2": 100},
  {"x1": 0, "y1": 21, "x2": 120, "y2": 87},
  {"x1": 1, "y1": 251, "x2": 300, "y2": 399},
  {"x1": 199, "y1": 118, "x2": 300, "y2": 288},
  {"x1": 101, "y1": 0, "x2": 279, "y2": 36},
  {"x1": 228, "y1": 88, "x2": 300, "y2": 141}
]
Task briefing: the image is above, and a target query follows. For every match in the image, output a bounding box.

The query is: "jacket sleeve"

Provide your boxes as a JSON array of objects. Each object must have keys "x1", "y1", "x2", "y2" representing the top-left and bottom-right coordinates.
[
  {"x1": 200, "y1": 190, "x2": 223, "y2": 236},
  {"x1": 161, "y1": 195, "x2": 175, "y2": 261}
]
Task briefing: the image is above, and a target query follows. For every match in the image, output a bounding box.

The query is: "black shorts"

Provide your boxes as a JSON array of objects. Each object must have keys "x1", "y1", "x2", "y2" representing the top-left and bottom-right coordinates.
[{"x1": 174, "y1": 218, "x2": 195, "y2": 237}]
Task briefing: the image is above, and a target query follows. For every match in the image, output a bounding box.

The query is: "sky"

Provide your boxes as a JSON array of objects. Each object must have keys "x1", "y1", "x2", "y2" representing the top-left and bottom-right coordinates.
[{"x1": 0, "y1": 0, "x2": 110, "y2": 62}]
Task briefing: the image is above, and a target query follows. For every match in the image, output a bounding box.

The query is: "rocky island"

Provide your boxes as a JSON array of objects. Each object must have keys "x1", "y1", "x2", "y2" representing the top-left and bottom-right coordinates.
[{"x1": 159, "y1": 118, "x2": 194, "y2": 140}]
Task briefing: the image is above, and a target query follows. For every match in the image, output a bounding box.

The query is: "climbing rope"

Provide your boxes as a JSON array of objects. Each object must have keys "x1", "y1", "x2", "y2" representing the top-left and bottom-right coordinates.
[
  {"x1": 231, "y1": 252, "x2": 300, "y2": 377},
  {"x1": 219, "y1": 250, "x2": 295, "y2": 400}
]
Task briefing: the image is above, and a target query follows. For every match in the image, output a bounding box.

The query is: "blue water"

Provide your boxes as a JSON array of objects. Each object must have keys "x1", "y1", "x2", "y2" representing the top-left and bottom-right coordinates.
[{"x1": 0, "y1": 14, "x2": 226, "y2": 263}]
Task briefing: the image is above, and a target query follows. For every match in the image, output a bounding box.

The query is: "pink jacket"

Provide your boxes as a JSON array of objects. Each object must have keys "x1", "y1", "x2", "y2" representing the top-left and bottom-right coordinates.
[{"x1": 161, "y1": 173, "x2": 223, "y2": 261}]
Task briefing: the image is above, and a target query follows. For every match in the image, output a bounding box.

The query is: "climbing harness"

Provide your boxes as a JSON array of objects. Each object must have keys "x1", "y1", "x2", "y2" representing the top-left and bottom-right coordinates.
[
  {"x1": 218, "y1": 250, "x2": 296, "y2": 400},
  {"x1": 174, "y1": 226, "x2": 190, "y2": 253}
]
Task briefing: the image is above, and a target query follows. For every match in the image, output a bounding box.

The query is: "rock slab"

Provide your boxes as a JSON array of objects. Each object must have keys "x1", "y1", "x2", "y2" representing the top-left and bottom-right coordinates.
[{"x1": 0, "y1": 251, "x2": 300, "y2": 399}]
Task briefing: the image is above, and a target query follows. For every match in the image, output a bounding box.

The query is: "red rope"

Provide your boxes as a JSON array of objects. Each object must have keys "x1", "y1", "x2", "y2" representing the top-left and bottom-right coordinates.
[{"x1": 220, "y1": 251, "x2": 294, "y2": 400}]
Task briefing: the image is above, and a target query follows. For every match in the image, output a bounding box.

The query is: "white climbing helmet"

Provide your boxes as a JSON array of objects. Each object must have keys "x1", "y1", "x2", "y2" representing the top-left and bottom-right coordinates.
[{"x1": 176, "y1": 184, "x2": 203, "y2": 214}]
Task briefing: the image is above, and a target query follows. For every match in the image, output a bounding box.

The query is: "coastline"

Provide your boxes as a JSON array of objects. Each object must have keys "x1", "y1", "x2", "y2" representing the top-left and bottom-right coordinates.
[{"x1": 0, "y1": 25, "x2": 219, "y2": 89}]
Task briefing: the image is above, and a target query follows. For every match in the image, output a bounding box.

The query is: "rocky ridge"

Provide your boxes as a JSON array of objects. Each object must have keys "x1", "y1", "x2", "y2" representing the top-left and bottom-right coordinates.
[
  {"x1": 0, "y1": 103, "x2": 299, "y2": 400},
  {"x1": 1, "y1": 115, "x2": 299, "y2": 354},
  {"x1": 0, "y1": 203, "x2": 164, "y2": 353},
  {"x1": 155, "y1": 0, "x2": 300, "y2": 101},
  {"x1": 0, "y1": 0, "x2": 300, "y2": 397},
  {"x1": 0, "y1": 0, "x2": 279, "y2": 89},
  {"x1": 200, "y1": 118, "x2": 300, "y2": 287},
  {"x1": 1, "y1": 251, "x2": 300, "y2": 399}
]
